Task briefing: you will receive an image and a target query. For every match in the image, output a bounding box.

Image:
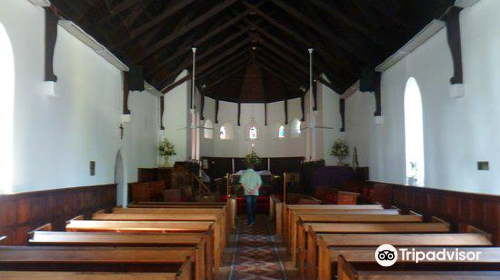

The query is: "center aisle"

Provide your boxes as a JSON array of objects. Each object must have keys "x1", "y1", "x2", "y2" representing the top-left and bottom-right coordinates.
[{"x1": 228, "y1": 215, "x2": 288, "y2": 280}]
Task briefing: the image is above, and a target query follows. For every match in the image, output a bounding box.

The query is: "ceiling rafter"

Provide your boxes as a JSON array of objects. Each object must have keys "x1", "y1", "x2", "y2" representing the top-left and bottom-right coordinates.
[
  {"x1": 268, "y1": 0, "x2": 371, "y2": 64},
  {"x1": 137, "y1": 0, "x2": 240, "y2": 62}
]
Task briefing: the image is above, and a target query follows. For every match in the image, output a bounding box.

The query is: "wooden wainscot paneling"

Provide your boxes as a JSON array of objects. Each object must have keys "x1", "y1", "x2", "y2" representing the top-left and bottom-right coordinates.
[
  {"x1": 0, "y1": 184, "x2": 116, "y2": 245},
  {"x1": 358, "y1": 181, "x2": 500, "y2": 246}
]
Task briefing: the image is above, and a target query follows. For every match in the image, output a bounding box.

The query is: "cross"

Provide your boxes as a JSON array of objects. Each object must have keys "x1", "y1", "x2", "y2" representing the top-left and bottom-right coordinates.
[{"x1": 119, "y1": 124, "x2": 124, "y2": 139}]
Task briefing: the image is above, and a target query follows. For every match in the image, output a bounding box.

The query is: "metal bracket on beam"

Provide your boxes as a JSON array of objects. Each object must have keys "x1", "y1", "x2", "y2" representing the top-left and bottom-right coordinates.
[{"x1": 160, "y1": 96, "x2": 165, "y2": 130}]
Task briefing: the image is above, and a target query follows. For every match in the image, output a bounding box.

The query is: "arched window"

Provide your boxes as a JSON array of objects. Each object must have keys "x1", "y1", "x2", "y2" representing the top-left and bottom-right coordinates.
[
  {"x1": 219, "y1": 126, "x2": 227, "y2": 140},
  {"x1": 219, "y1": 122, "x2": 234, "y2": 140},
  {"x1": 278, "y1": 125, "x2": 285, "y2": 139},
  {"x1": 0, "y1": 23, "x2": 14, "y2": 194},
  {"x1": 249, "y1": 126, "x2": 257, "y2": 140},
  {"x1": 404, "y1": 77, "x2": 425, "y2": 186},
  {"x1": 291, "y1": 118, "x2": 302, "y2": 138},
  {"x1": 204, "y1": 119, "x2": 213, "y2": 139}
]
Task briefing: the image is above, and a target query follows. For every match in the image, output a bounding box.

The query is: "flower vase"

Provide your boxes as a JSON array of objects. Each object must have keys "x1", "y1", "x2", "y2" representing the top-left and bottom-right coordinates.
[
  {"x1": 337, "y1": 157, "x2": 345, "y2": 166},
  {"x1": 163, "y1": 155, "x2": 170, "y2": 167}
]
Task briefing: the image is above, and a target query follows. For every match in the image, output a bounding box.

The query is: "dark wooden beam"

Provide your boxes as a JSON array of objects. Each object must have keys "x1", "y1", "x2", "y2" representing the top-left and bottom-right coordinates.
[
  {"x1": 268, "y1": 0, "x2": 371, "y2": 64},
  {"x1": 44, "y1": 8, "x2": 59, "y2": 82},
  {"x1": 156, "y1": 38, "x2": 250, "y2": 88},
  {"x1": 215, "y1": 99, "x2": 219, "y2": 124},
  {"x1": 339, "y1": 98, "x2": 345, "y2": 132},
  {"x1": 122, "y1": 71, "x2": 130, "y2": 114},
  {"x1": 374, "y1": 72, "x2": 382, "y2": 116},
  {"x1": 138, "y1": 0, "x2": 239, "y2": 61},
  {"x1": 130, "y1": 0, "x2": 197, "y2": 39},
  {"x1": 284, "y1": 98, "x2": 288, "y2": 125},
  {"x1": 309, "y1": 0, "x2": 391, "y2": 49},
  {"x1": 161, "y1": 74, "x2": 191, "y2": 94},
  {"x1": 200, "y1": 93, "x2": 205, "y2": 121},
  {"x1": 256, "y1": 59, "x2": 304, "y2": 90},
  {"x1": 151, "y1": 25, "x2": 249, "y2": 76},
  {"x1": 237, "y1": 102, "x2": 241, "y2": 126},
  {"x1": 300, "y1": 95, "x2": 305, "y2": 121},
  {"x1": 264, "y1": 102, "x2": 268, "y2": 126},
  {"x1": 443, "y1": 6, "x2": 464, "y2": 85},
  {"x1": 204, "y1": 62, "x2": 249, "y2": 90},
  {"x1": 199, "y1": 53, "x2": 248, "y2": 84},
  {"x1": 160, "y1": 96, "x2": 165, "y2": 130}
]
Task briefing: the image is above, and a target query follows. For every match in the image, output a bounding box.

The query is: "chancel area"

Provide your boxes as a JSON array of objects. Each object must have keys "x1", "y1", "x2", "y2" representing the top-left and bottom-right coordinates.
[{"x1": 1, "y1": 0, "x2": 500, "y2": 279}]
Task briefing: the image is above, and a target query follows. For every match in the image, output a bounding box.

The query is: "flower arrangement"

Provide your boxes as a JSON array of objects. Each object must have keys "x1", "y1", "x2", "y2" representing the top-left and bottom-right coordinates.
[
  {"x1": 331, "y1": 139, "x2": 349, "y2": 165},
  {"x1": 159, "y1": 138, "x2": 176, "y2": 156},
  {"x1": 245, "y1": 150, "x2": 262, "y2": 167},
  {"x1": 159, "y1": 138, "x2": 176, "y2": 167}
]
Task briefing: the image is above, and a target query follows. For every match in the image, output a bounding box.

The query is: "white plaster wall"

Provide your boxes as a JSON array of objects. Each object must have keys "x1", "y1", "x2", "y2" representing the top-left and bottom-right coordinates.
[
  {"x1": 318, "y1": 84, "x2": 344, "y2": 165},
  {"x1": 1, "y1": 0, "x2": 159, "y2": 193},
  {"x1": 160, "y1": 72, "x2": 189, "y2": 164},
  {"x1": 346, "y1": 0, "x2": 500, "y2": 195}
]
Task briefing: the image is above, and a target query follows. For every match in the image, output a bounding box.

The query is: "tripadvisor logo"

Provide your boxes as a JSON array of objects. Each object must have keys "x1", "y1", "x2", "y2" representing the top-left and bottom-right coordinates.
[
  {"x1": 375, "y1": 244, "x2": 398, "y2": 267},
  {"x1": 375, "y1": 245, "x2": 482, "y2": 267}
]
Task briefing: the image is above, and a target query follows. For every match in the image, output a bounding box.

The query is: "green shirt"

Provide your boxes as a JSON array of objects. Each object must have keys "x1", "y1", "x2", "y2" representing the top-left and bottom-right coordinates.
[{"x1": 239, "y1": 169, "x2": 262, "y2": 196}]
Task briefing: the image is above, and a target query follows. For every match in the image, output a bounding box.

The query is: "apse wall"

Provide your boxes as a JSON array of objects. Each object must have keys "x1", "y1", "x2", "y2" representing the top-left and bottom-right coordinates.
[
  {"x1": 1, "y1": 0, "x2": 159, "y2": 193},
  {"x1": 345, "y1": 0, "x2": 500, "y2": 195}
]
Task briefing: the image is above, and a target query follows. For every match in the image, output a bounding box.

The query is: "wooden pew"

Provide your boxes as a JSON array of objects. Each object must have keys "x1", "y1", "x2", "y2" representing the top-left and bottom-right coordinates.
[
  {"x1": 285, "y1": 208, "x2": 400, "y2": 251},
  {"x1": 283, "y1": 204, "x2": 385, "y2": 247},
  {"x1": 294, "y1": 213, "x2": 423, "y2": 271},
  {"x1": 305, "y1": 218, "x2": 451, "y2": 280},
  {"x1": 289, "y1": 211, "x2": 415, "y2": 264},
  {"x1": 269, "y1": 195, "x2": 283, "y2": 235},
  {"x1": 113, "y1": 206, "x2": 229, "y2": 242},
  {"x1": 109, "y1": 208, "x2": 228, "y2": 253},
  {"x1": 336, "y1": 248, "x2": 500, "y2": 280},
  {"x1": 92, "y1": 212, "x2": 225, "y2": 256},
  {"x1": 317, "y1": 233, "x2": 493, "y2": 280},
  {"x1": 0, "y1": 247, "x2": 196, "y2": 279},
  {"x1": 66, "y1": 220, "x2": 220, "y2": 276},
  {"x1": 0, "y1": 236, "x2": 6, "y2": 244},
  {"x1": 29, "y1": 231, "x2": 212, "y2": 280}
]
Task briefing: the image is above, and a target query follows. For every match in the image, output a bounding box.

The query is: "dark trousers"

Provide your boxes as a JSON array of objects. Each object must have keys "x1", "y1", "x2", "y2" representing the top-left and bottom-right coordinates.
[{"x1": 245, "y1": 195, "x2": 257, "y2": 224}]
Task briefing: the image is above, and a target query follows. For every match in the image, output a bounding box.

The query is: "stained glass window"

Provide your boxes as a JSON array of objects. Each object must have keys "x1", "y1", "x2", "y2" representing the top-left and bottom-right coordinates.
[
  {"x1": 278, "y1": 125, "x2": 285, "y2": 139},
  {"x1": 249, "y1": 126, "x2": 257, "y2": 140}
]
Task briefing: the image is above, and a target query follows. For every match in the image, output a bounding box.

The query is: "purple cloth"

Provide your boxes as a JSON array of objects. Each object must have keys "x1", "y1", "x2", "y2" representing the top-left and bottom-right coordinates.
[{"x1": 311, "y1": 166, "x2": 356, "y2": 189}]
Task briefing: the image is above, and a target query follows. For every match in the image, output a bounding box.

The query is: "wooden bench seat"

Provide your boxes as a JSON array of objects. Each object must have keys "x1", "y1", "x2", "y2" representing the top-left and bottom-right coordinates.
[
  {"x1": 291, "y1": 213, "x2": 421, "y2": 265},
  {"x1": 316, "y1": 234, "x2": 493, "y2": 280},
  {"x1": 0, "y1": 270, "x2": 189, "y2": 280},
  {"x1": 65, "y1": 220, "x2": 220, "y2": 276},
  {"x1": 304, "y1": 219, "x2": 451, "y2": 280},
  {"x1": 0, "y1": 247, "x2": 197, "y2": 279},
  {"x1": 28, "y1": 231, "x2": 212, "y2": 280},
  {"x1": 92, "y1": 212, "x2": 225, "y2": 257},
  {"x1": 283, "y1": 205, "x2": 388, "y2": 247},
  {"x1": 334, "y1": 247, "x2": 500, "y2": 280},
  {"x1": 112, "y1": 207, "x2": 229, "y2": 242}
]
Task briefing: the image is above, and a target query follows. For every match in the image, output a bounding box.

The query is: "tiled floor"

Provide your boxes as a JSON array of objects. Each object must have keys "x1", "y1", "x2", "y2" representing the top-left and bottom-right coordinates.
[{"x1": 218, "y1": 215, "x2": 299, "y2": 280}]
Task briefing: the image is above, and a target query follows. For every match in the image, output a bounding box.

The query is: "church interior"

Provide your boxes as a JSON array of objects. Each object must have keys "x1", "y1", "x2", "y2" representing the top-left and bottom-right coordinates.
[{"x1": 1, "y1": 0, "x2": 500, "y2": 279}]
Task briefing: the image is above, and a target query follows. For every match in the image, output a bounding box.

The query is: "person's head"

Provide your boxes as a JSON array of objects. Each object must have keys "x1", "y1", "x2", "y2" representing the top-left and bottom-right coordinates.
[{"x1": 246, "y1": 162, "x2": 254, "y2": 169}]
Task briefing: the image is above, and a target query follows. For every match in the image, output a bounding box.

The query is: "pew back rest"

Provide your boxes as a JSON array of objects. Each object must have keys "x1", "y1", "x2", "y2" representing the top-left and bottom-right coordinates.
[{"x1": 27, "y1": 223, "x2": 53, "y2": 240}]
